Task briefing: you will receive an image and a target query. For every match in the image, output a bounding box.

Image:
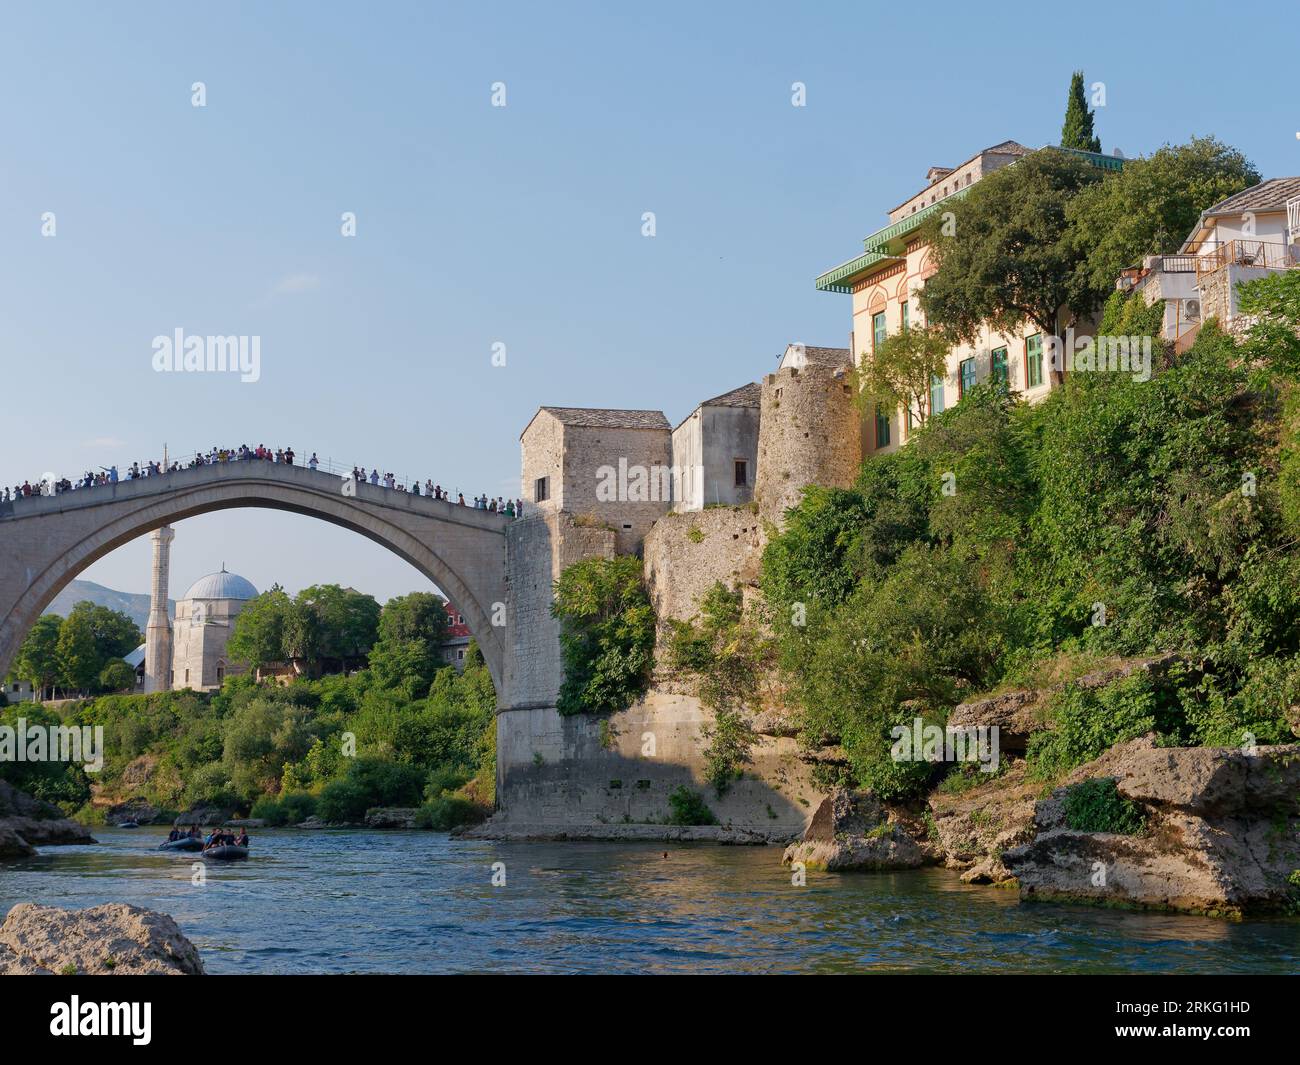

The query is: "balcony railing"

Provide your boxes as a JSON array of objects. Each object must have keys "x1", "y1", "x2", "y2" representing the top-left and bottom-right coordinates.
[
  {"x1": 1196, "y1": 239, "x2": 1299, "y2": 280},
  {"x1": 1158, "y1": 253, "x2": 1199, "y2": 273}
]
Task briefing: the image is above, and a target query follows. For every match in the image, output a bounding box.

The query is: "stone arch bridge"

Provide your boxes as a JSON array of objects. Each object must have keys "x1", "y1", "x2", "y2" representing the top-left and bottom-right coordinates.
[{"x1": 0, "y1": 462, "x2": 512, "y2": 693}]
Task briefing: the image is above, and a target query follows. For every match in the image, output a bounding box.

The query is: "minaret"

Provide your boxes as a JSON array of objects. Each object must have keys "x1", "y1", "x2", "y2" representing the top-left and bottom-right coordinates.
[{"x1": 144, "y1": 526, "x2": 174, "y2": 693}]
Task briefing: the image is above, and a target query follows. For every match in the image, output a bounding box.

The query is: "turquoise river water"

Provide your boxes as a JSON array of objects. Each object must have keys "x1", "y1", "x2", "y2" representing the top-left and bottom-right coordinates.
[{"x1": 2, "y1": 828, "x2": 1298, "y2": 974}]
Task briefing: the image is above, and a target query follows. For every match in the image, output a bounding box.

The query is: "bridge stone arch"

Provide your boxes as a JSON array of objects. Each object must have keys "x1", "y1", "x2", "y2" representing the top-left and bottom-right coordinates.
[{"x1": 0, "y1": 463, "x2": 510, "y2": 694}]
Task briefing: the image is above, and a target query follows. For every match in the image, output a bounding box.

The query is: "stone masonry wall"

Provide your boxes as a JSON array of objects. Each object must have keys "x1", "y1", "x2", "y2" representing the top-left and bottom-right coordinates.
[
  {"x1": 561, "y1": 424, "x2": 673, "y2": 554},
  {"x1": 503, "y1": 509, "x2": 615, "y2": 714},
  {"x1": 493, "y1": 691, "x2": 821, "y2": 834},
  {"x1": 754, "y1": 363, "x2": 861, "y2": 525},
  {"x1": 642, "y1": 506, "x2": 766, "y2": 634}
]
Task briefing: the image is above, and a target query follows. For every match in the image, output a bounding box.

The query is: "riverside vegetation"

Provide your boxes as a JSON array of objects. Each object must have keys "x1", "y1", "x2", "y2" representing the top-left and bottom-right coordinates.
[
  {"x1": 548, "y1": 136, "x2": 1300, "y2": 855},
  {"x1": 1, "y1": 590, "x2": 496, "y2": 831}
]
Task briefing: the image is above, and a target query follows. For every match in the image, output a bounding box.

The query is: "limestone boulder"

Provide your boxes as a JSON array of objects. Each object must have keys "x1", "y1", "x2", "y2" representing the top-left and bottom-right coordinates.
[
  {"x1": 1, "y1": 815, "x2": 95, "y2": 847},
  {"x1": 173, "y1": 803, "x2": 233, "y2": 827},
  {"x1": 781, "y1": 788, "x2": 935, "y2": 872},
  {"x1": 0, "y1": 826, "x2": 36, "y2": 859},
  {"x1": 0, "y1": 902, "x2": 205, "y2": 975},
  {"x1": 1003, "y1": 740, "x2": 1300, "y2": 915},
  {"x1": 927, "y1": 762, "x2": 1039, "y2": 884},
  {"x1": 0, "y1": 780, "x2": 96, "y2": 850},
  {"x1": 365, "y1": 807, "x2": 420, "y2": 829},
  {"x1": 108, "y1": 799, "x2": 161, "y2": 825},
  {"x1": 946, "y1": 691, "x2": 1043, "y2": 752},
  {"x1": 947, "y1": 653, "x2": 1184, "y2": 751}
]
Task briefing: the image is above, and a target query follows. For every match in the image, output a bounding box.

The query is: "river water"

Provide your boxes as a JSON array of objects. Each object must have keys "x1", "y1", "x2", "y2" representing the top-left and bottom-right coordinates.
[{"x1": 2, "y1": 828, "x2": 1298, "y2": 974}]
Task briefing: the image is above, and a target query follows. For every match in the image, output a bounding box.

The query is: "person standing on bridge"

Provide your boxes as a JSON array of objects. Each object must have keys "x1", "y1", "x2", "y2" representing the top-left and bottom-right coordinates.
[
  {"x1": 284, "y1": 448, "x2": 295, "y2": 465},
  {"x1": 308, "y1": 453, "x2": 319, "y2": 471},
  {"x1": 369, "y1": 469, "x2": 379, "y2": 485}
]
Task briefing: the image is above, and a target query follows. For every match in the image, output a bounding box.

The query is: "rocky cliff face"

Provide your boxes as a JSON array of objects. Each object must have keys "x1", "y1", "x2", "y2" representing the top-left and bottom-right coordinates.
[{"x1": 0, "y1": 903, "x2": 204, "y2": 975}]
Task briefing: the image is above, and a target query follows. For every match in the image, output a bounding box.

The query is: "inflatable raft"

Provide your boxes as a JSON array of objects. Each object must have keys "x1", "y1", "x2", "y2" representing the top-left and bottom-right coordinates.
[
  {"x1": 158, "y1": 837, "x2": 204, "y2": 852},
  {"x1": 201, "y1": 845, "x2": 249, "y2": 861}
]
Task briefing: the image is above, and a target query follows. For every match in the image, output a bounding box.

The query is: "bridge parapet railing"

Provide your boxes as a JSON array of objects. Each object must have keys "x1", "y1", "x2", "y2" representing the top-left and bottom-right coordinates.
[{"x1": 6, "y1": 452, "x2": 519, "y2": 517}]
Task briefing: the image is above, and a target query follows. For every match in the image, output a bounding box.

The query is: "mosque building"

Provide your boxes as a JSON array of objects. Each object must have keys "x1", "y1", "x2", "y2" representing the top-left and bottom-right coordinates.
[{"x1": 141, "y1": 525, "x2": 257, "y2": 693}]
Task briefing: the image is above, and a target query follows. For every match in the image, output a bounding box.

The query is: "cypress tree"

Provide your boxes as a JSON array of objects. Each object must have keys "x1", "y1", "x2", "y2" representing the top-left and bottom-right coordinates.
[{"x1": 1060, "y1": 70, "x2": 1101, "y2": 153}]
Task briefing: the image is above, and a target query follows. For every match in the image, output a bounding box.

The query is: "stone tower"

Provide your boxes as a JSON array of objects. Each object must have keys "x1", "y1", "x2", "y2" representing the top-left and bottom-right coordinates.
[
  {"x1": 754, "y1": 359, "x2": 862, "y2": 525},
  {"x1": 143, "y1": 525, "x2": 174, "y2": 694}
]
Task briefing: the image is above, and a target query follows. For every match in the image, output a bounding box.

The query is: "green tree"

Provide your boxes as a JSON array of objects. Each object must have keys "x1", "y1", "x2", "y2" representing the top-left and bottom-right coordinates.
[
  {"x1": 281, "y1": 599, "x2": 321, "y2": 662},
  {"x1": 1067, "y1": 137, "x2": 1259, "y2": 299},
  {"x1": 1060, "y1": 70, "x2": 1100, "y2": 153},
  {"x1": 855, "y1": 324, "x2": 951, "y2": 427},
  {"x1": 97, "y1": 659, "x2": 137, "y2": 692},
  {"x1": 918, "y1": 149, "x2": 1107, "y2": 352},
  {"x1": 56, "y1": 608, "x2": 100, "y2": 693},
  {"x1": 297, "y1": 584, "x2": 380, "y2": 659},
  {"x1": 1239, "y1": 269, "x2": 1300, "y2": 379},
  {"x1": 378, "y1": 592, "x2": 449, "y2": 646},
  {"x1": 13, "y1": 614, "x2": 62, "y2": 700},
  {"x1": 367, "y1": 592, "x2": 451, "y2": 696},
  {"x1": 227, "y1": 585, "x2": 293, "y2": 670},
  {"x1": 552, "y1": 556, "x2": 655, "y2": 716}
]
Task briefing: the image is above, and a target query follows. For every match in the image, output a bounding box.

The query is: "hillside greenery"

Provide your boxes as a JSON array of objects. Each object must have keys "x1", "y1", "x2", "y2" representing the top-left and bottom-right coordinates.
[
  {"x1": 761, "y1": 274, "x2": 1300, "y2": 798},
  {"x1": 1, "y1": 638, "x2": 497, "y2": 828}
]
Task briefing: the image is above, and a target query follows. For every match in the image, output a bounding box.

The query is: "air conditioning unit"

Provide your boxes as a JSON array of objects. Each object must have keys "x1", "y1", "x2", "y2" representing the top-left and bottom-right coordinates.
[{"x1": 1184, "y1": 298, "x2": 1201, "y2": 321}]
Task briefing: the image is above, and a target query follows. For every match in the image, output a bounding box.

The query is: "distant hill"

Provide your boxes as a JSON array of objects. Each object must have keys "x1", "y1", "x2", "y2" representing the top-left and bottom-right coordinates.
[{"x1": 45, "y1": 580, "x2": 174, "y2": 632}]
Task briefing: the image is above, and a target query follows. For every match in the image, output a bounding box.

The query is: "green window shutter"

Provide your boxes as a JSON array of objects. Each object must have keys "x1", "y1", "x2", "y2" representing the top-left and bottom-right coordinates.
[
  {"x1": 873, "y1": 312, "x2": 887, "y2": 351},
  {"x1": 1026, "y1": 334, "x2": 1043, "y2": 387},
  {"x1": 875, "y1": 411, "x2": 891, "y2": 448},
  {"x1": 900, "y1": 302, "x2": 910, "y2": 333},
  {"x1": 992, "y1": 347, "x2": 1008, "y2": 385},
  {"x1": 959, "y1": 357, "x2": 976, "y2": 397},
  {"x1": 930, "y1": 373, "x2": 945, "y2": 415}
]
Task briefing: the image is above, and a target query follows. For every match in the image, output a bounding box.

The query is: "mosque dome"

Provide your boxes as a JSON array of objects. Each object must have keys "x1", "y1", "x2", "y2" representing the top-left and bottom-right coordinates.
[{"x1": 182, "y1": 567, "x2": 258, "y2": 602}]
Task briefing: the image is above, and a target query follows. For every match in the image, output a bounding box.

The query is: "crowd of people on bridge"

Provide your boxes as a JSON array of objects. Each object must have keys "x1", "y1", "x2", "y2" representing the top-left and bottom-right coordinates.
[
  {"x1": 343, "y1": 468, "x2": 523, "y2": 516},
  {"x1": 5, "y1": 444, "x2": 524, "y2": 519}
]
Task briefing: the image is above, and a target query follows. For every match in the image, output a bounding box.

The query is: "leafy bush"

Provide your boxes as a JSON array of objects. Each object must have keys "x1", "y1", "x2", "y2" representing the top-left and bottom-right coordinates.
[
  {"x1": 1062, "y1": 778, "x2": 1146, "y2": 835},
  {"x1": 250, "y1": 791, "x2": 317, "y2": 826},
  {"x1": 666, "y1": 786, "x2": 716, "y2": 826},
  {"x1": 316, "y1": 758, "x2": 426, "y2": 822},
  {"x1": 701, "y1": 710, "x2": 754, "y2": 797},
  {"x1": 552, "y1": 556, "x2": 656, "y2": 715},
  {"x1": 760, "y1": 311, "x2": 1300, "y2": 798},
  {"x1": 414, "y1": 795, "x2": 480, "y2": 830},
  {"x1": 1027, "y1": 672, "x2": 1186, "y2": 780}
]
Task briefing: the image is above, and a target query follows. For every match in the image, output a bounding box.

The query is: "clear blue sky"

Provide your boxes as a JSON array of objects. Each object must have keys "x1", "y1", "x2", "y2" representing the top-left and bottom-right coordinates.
[{"x1": 3, "y1": 0, "x2": 1295, "y2": 605}]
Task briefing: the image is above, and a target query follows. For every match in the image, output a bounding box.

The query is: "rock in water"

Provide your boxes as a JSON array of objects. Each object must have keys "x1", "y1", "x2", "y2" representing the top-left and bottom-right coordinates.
[
  {"x1": 1003, "y1": 739, "x2": 1300, "y2": 916},
  {"x1": 365, "y1": 807, "x2": 420, "y2": 829},
  {"x1": 927, "y1": 761, "x2": 1038, "y2": 884},
  {"x1": 782, "y1": 788, "x2": 934, "y2": 871},
  {"x1": 0, "y1": 826, "x2": 37, "y2": 859},
  {"x1": 0, "y1": 903, "x2": 205, "y2": 975},
  {"x1": 0, "y1": 780, "x2": 96, "y2": 852}
]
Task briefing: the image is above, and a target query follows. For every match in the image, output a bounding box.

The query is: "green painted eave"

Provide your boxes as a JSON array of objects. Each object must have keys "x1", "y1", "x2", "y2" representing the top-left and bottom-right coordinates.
[
  {"x1": 813, "y1": 251, "x2": 894, "y2": 294},
  {"x1": 814, "y1": 144, "x2": 1125, "y2": 294},
  {"x1": 814, "y1": 191, "x2": 967, "y2": 293}
]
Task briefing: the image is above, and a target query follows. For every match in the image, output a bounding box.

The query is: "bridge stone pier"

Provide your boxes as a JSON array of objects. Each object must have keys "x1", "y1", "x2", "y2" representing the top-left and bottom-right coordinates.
[{"x1": 0, "y1": 463, "x2": 512, "y2": 694}]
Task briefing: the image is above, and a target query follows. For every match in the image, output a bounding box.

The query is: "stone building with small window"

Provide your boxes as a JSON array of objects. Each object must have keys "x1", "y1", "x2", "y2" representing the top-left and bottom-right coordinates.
[
  {"x1": 518, "y1": 406, "x2": 673, "y2": 554},
  {"x1": 670, "y1": 382, "x2": 761, "y2": 512}
]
